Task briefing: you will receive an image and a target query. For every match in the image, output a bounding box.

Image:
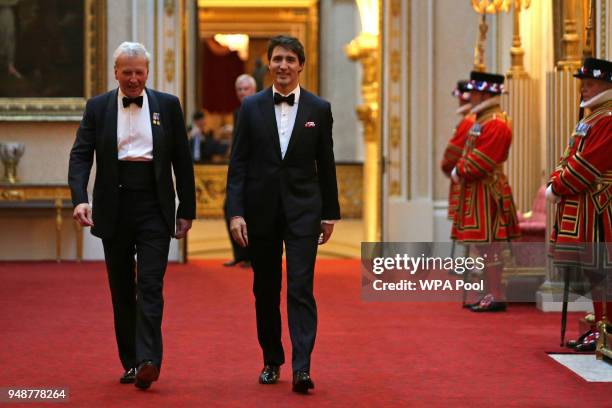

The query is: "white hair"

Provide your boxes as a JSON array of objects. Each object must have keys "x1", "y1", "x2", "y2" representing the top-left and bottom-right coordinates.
[
  {"x1": 113, "y1": 42, "x2": 151, "y2": 67},
  {"x1": 235, "y1": 74, "x2": 256, "y2": 88}
]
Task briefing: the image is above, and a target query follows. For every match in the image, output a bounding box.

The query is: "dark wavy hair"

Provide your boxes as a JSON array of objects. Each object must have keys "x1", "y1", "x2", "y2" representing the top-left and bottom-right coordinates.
[{"x1": 267, "y1": 35, "x2": 305, "y2": 65}]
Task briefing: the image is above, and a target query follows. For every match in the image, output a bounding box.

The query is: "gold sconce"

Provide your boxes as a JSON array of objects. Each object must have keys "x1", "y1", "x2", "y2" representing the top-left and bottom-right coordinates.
[
  {"x1": 345, "y1": 0, "x2": 381, "y2": 242},
  {"x1": 471, "y1": 0, "x2": 511, "y2": 71}
]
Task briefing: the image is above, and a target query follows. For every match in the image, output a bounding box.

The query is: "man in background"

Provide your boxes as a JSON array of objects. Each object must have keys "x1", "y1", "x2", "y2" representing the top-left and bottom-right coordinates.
[
  {"x1": 189, "y1": 110, "x2": 227, "y2": 163},
  {"x1": 441, "y1": 79, "x2": 473, "y2": 228},
  {"x1": 223, "y1": 74, "x2": 257, "y2": 267},
  {"x1": 451, "y1": 71, "x2": 520, "y2": 312},
  {"x1": 548, "y1": 57, "x2": 612, "y2": 352}
]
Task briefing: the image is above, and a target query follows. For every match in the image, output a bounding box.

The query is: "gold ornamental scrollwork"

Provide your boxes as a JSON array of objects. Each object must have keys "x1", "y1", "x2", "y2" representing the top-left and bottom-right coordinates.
[
  {"x1": 601, "y1": 0, "x2": 607, "y2": 58},
  {"x1": 345, "y1": 33, "x2": 380, "y2": 144},
  {"x1": 194, "y1": 164, "x2": 363, "y2": 219},
  {"x1": 164, "y1": 49, "x2": 175, "y2": 83},
  {"x1": 557, "y1": 0, "x2": 582, "y2": 70},
  {"x1": 164, "y1": 0, "x2": 176, "y2": 16},
  {"x1": 346, "y1": 0, "x2": 382, "y2": 241}
]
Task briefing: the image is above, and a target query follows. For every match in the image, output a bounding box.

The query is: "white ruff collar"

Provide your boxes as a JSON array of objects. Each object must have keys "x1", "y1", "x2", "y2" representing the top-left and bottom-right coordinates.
[
  {"x1": 471, "y1": 96, "x2": 501, "y2": 114},
  {"x1": 580, "y1": 88, "x2": 612, "y2": 109}
]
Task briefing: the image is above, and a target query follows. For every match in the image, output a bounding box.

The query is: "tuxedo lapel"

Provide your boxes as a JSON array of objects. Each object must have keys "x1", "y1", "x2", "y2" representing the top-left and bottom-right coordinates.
[
  {"x1": 284, "y1": 88, "x2": 313, "y2": 161},
  {"x1": 146, "y1": 88, "x2": 164, "y2": 180},
  {"x1": 257, "y1": 88, "x2": 282, "y2": 160},
  {"x1": 104, "y1": 89, "x2": 119, "y2": 184}
]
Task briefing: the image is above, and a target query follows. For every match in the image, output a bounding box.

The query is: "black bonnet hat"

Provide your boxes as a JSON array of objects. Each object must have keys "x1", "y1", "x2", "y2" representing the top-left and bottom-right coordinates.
[
  {"x1": 467, "y1": 71, "x2": 505, "y2": 95},
  {"x1": 452, "y1": 80, "x2": 471, "y2": 101},
  {"x1": 573, "y1": 57, "x2": 612, "y2": 83}
]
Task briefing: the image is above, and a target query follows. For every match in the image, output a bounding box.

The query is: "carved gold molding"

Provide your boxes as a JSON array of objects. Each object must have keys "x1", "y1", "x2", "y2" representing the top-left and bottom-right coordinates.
[
  {"x1": 165, "y1": 0, "x2": 176, "y2": 16},
  {"x1": 507, "y1": 1, "x2": 531, "y2": 78},
  {"x1": 199, "y1": 0, "x2": 316, "y2": 7},
  {"x1": 602, "y1": 0, "x2": 608, "y2": 57},
  {"x1": 194, "y1": 164, "x2": 363, "y2": 219},
  {"x1": 346, "y1": 0, "x2": 382, "y2": 242},
  {"x1": 0, "y1": 0, "x2": 106, "y2": 121},
  {"x1": 558, "y1": 0, "x2": 582, "y2": 69},
  {"x1": 165, "y1": 49, "x2": 176, "y2": 83},
  {"x1": 387, "y1": 0, "x2": 403, "y2": 197}
]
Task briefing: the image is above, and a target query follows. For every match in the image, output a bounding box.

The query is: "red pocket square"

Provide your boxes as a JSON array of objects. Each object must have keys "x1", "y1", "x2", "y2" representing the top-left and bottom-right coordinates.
[{"x1": 304, "y1": 121, "x2": 316, "y2": 128}]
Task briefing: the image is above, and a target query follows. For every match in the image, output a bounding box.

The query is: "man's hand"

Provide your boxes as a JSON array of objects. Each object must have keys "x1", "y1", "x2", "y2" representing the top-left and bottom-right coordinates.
[
  {"x1": 73, "y1": 203, "x2": 94, "y2": 227},
  {"x1": 230, "y1": 216, "x2": 248, "y2": 248},
  {"x1": 175, "y1": 218, "x2": 193, "y2": 239},
  {"x1": 319, "y1": 223, "x2": 334, "y2": 245}
]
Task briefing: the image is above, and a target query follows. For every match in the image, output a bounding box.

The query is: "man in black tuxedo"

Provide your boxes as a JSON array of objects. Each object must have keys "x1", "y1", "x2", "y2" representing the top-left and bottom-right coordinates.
[
  {"x1": 226, "y1": 35, "x2": 340, "y2": 393},
  {"x1": 68, "y1": 42, "x2": 195, "y2": 390}
]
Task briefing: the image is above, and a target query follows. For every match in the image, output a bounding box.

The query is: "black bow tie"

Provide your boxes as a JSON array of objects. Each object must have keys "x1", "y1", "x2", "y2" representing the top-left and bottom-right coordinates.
[
  {"x1": 273, "y1": 92, "x2": 295, "y2": 106},
  {"x1": 122, "y1": 96, "x2": 143, "y2": 108}
]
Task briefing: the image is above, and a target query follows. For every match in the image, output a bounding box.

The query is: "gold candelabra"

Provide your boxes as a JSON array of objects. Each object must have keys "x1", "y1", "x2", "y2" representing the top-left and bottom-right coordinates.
[
  {"x1": 507, "y1": 0, "x2": 531, "y2": 78},
  {"x1": 471, "y1": 0, "x2": 511, "y2": 71}
]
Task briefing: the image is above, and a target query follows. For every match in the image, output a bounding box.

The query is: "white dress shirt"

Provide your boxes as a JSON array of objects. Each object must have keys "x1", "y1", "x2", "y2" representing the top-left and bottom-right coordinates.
[
  {"x1": 117, "y1": 89, "x2": 153, "y2": 161},
  {"x1": 273, "y1": 85, "x2": 300, "y2": 159}
]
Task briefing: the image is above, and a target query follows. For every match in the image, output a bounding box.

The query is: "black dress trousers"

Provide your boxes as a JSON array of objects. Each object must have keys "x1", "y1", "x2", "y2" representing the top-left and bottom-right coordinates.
[
  {"x1": 102, "y1": 162, "x2": 171, "y2": 370},
  {"x1": 248, "y1": 211, "x2": 319, "y2": 373}
]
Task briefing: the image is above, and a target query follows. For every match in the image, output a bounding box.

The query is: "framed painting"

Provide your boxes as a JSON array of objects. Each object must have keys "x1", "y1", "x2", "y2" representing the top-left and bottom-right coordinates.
[{"x1": 0, "y1": 0, "x2": 106, "y2": 121}]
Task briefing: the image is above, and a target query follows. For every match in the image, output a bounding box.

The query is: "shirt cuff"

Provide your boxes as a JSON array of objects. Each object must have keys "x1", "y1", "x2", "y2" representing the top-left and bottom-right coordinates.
[
  {"x1": 545, "y1": 185, "x2": 561, "y2": 203},
  {"x1": 451, "y1": 167, "x2": 460, "y2": 183},
  {"x1": 321, "y1": 220, "x2": 339, "y2": 224}
]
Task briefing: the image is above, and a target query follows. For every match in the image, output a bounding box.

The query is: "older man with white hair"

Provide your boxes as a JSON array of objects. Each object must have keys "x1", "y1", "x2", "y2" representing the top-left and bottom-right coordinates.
[{"x1": 68, "y1": 41, "x2": 195, "y2": 390}]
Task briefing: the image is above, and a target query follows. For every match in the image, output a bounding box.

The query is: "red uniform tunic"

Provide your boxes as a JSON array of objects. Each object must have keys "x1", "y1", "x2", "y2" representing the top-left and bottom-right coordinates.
[
  {"x1": 549, "y1": 100, "x2": 612, "y2": 267},
  {"x1": 451, "y1": 105, "x2": 521, "y2": 243},
  {"x1": 441, "y1": 114, "x2": 475, "y2": 220}
]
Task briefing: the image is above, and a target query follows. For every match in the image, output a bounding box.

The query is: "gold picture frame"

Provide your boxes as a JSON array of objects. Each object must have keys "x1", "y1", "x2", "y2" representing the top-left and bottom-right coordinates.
[{"x1": 0, "y1": 0, "x2": 107, "y2": 121}]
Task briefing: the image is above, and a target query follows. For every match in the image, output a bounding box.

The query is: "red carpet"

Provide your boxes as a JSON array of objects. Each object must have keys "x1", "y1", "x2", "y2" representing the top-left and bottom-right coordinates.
[{"x1": 1, "y1": 260, "x2": 611, "y2": 407}]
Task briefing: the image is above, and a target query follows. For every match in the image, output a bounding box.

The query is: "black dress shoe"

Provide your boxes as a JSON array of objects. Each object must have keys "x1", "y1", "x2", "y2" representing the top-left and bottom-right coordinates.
[
  {"x1": 575, "y1": 340, "x2": 597, "y2": 352},
  {"x1": 462, "y1": 297, "x2": 484, "y2": 309},
  {"x1": 470, "y1": 301, "x2": 507, "y2": 312},
  {"x1": 572, "y1": 330, "x2": 599, "y2": 352},
  {"x1": 223, "y1": 259, "x2": 240, "y2": 267},
  {"x1": 469, "y1": 294, "x2": 507, "y2": 312},
  {"x1": 259, "y1": 365, "x2": 280, "y2": 384},
  {"x1": 292, "y1": 371, "x2": 314, "y2": 394},
  {"x1": 119, "y1": 368, "x2": 136, "y2": 384},
  {"x1": 135, "y1": 361, "x2": 159, "y2": 390},
  {"x1": 566, "y1": 329, "x2": 594, "y2": 349}
]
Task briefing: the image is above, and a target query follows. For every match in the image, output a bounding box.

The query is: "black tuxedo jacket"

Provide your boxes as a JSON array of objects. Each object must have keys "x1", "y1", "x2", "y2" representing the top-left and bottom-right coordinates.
[
  {"x1": 226, "y1": 87, "x2": 340, "y2": 237},
  {"x1": 68, "y1": 88, "x2": 196, "y2": 238}
]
